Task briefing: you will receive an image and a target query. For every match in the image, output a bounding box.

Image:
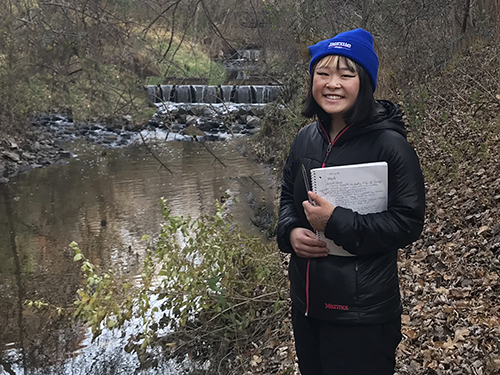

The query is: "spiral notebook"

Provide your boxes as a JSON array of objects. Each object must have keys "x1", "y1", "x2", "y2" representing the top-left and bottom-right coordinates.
[{"x1": 310, "y1": 161, "x2": 388, "y2": 256}]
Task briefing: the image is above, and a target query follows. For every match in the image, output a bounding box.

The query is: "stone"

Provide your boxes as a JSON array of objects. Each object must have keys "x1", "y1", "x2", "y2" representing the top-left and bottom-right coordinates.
[
  {"x1": 191, "y1": 105, "x2": 206, "y2": 116},
  {"x1": 3, "y1": 151, "x2": 20, "y2": 162},
  {"x1": 203, "y1": 107, "x2": 217, "y2": 117},
  {"x1": 183, "y1": 125, "x2": 206, "y2": 137},
  {"x1": 178, "y1": 114, "x2": 187, "y2": 124},
  {"x1": 186, "y1": 115, "x2": 198, "y2": 125},
  {"x1": 176, "y1": 104, "x2": 193, "y2": 115},
  {"x1": 248, "y1": 106, "x2": 265, "y2": 117},
  {"x1": 204, "y1": 134, "x2": 220, "y2": 141},
  {"x1": 246, "y1": 116, "x2": 261, "y2": 128},
  {"x1": 232, "y1": 124, "x2": 246, "y2": 133},
  {"x1": 22, "y1": 152, "x2": 35, "y2": 160},
  {"x1": 238, "y1": 105, "x2": 252, "y2": 115},
  {"x1": 6, "y1": 137, "x2": 18, "y2": 149},
  {"x1": 58, "y1": 151, "x2": 72, "y2": 158},
  {"x1": 148, "y1": 119, "x2": 162, "y2": 128},
  {"x1": 171, "y1": 123, "x2": 184, "y2": 132},
  {"x1": 197, "y1": 121, "x2": 219, "y2": 132},
  {"x1": 105, "y1": 117, "x2": 127, "y2": 130}
]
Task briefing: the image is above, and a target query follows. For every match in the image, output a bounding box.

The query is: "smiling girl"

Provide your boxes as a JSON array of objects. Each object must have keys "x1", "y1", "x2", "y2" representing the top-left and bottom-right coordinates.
[{"x1": 277, "y1": 29, "x2": 425, "y2": 374}]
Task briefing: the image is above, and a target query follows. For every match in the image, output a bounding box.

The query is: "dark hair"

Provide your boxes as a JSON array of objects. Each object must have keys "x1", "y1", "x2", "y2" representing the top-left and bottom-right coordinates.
[{"x1": 301, "y1": 58, "x2": 376, "y2": 129}]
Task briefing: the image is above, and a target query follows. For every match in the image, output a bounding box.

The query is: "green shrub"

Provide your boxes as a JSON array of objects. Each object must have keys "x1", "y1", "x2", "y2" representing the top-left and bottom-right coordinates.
[{"x1": 72, "y1": 198, "x2": 290, "y2": 372}]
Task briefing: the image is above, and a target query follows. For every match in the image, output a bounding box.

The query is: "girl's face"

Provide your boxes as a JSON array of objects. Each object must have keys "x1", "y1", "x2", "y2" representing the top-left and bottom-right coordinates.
[{"x1": 312, "y1": 56, "x2": 360, "y2": 121}]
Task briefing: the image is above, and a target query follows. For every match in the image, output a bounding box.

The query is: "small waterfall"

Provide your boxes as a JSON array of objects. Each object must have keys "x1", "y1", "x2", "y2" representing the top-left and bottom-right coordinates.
[{"x1": 147, "y1": 85, "x2": 281, "y2": 104}]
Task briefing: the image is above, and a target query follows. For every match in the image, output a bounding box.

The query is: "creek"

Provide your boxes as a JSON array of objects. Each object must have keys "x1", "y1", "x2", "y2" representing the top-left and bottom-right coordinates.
[{"x1": 0, "y1": 136, "x2": 276, "y2": 374}]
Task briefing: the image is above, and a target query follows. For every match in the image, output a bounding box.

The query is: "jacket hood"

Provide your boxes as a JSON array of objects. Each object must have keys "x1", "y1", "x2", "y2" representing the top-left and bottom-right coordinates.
[
  {"x1": 317, "y1": 100, "x2": 407, "y2": 144},
  {"x1": 348, "y1": 100, "x2": 406, "y2": 140}
]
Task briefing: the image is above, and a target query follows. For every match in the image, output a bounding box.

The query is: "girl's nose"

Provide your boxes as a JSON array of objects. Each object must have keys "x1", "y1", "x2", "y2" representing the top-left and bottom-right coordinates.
[{"x1": 326, "y1": 76, "x2": 341, "y2": 88}]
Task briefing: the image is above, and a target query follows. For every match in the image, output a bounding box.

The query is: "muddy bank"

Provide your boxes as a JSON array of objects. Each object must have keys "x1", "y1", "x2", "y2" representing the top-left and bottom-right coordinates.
[{"x1": 0, "y1": 116, "x2": 71, "y2": 184}]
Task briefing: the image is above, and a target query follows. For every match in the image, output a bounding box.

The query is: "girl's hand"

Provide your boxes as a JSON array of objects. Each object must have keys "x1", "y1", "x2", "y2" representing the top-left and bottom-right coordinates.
[
  {"x1": 302, "y1": 191, "x2": 335, "y2": 232},
  {"x1": 290, "y1": 227, "x2": 329, "y2": 258}
]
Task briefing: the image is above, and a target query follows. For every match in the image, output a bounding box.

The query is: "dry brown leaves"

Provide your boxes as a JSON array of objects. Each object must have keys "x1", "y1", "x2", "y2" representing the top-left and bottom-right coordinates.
[{"x1": 396, "y1": 41, "x2": 500, "y2": 375}]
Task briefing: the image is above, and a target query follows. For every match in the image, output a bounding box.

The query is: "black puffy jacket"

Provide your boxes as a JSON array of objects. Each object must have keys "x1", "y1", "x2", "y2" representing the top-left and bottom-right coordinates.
[{"x1": 277, "y1": 100, "x2": 425, "y2": 324}]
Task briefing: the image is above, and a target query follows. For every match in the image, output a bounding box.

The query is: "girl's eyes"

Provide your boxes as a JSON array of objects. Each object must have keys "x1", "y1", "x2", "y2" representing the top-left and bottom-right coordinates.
[{"x1": 316, "y1": 72, "x2": 356, "y2": 78}]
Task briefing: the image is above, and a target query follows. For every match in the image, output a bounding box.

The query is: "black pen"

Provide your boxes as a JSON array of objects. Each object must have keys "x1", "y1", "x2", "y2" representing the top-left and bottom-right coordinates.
[{"x1": 301, "y1": 164, "x2": 315, "y2": 205}]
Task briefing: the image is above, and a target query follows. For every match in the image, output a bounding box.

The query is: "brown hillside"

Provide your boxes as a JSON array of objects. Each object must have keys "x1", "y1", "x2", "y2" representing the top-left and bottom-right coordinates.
[{"x1": 396, "y1": 41, "x2": 500, "y2": 374}]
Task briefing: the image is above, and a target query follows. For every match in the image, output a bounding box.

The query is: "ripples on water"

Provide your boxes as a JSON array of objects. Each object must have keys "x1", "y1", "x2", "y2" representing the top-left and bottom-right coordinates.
[{"x1": 0, "y1": 138, "x2": 275, "y2": 374}]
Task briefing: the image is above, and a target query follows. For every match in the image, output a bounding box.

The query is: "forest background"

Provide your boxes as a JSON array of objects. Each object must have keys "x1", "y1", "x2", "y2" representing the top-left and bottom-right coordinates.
[{"x1": 1, "y1": 0, "x2": 500, "y2": 374}]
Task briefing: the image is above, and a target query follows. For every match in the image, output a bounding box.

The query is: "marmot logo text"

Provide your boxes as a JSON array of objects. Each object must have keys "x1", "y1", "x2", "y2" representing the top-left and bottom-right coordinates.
[{"x1": 325, "y1": 303, "x2": 349, "y2": 310}]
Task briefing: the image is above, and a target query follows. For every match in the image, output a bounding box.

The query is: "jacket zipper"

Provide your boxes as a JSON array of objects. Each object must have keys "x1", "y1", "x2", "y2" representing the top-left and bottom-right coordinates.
[
  {"x1": 355, "y1": 260, "x2": 359, "y2": 304},
  {"x1": 305, "y1": 259, "x2": 310, "y2": 316},
  {"x1": 305, "y1": 120, "x2": 350, "y2": 317}
]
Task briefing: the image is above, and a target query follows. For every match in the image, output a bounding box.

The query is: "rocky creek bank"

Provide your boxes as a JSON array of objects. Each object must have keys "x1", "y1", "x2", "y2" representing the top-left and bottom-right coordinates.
[{"x1": 0, "y1": 103, "x2": 267, "y2": 184}]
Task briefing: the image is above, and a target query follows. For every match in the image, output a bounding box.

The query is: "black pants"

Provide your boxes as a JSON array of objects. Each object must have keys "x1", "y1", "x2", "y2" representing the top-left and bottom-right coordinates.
[{"x1": 292, "y1": 305, "x2": 402, "y2": 375}]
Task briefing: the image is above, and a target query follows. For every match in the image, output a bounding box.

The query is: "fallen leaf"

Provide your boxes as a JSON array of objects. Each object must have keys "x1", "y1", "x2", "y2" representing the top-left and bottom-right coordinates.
[
  {"x1": 443, "y1": 305, "x2": 454, "y2": 313},
  {"x1": 486, "y1": 316, "x2": 500, "y2": 327},
  {"x1": 412, "y1": 266, "x2": 423, "y2": 275},
  {"x1": 456, "y1": 301, "x2": 470, "y2": 309},
  {"x1": 435, "y1": 287, "x2": 449, "y2": 295},
  {"x1": 401, "y1": 314, "x2": 411, "y2": 325},
  {"x1": 477, "y1": 225, "x2": 489, "y2": 235},
  {"x1": 413, "y1": 251, "x2": 427, "y2": 261},
  {"x1": 450, "y1": 288, "x2": 470, "y2": 298},
  {"x1": 264, "y1": 327, "x2": 272, "y2": 337},
  {"x1": 442, "y1": 336, "x2": 455, "y2": 349},
  {"x1": 403, "y1": 328, "x2": 419, "y2": 339},
  {"x1": 413, "y1": 301, "x2": 425, "y2": 310},
  {"x1": 454, "y1": 327, "x2": 469, "y2": 341}
]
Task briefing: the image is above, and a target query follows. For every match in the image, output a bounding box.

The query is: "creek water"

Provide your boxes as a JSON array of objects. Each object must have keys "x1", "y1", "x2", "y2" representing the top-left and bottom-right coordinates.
[{"x1": 0, "y1": 137, "x2": 276, "y2": 374}]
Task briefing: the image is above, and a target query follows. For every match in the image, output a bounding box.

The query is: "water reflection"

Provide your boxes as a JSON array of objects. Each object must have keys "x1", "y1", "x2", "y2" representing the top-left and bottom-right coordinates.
[{"x1": 0, "y1": 139, "x2": 274, "y2": 374}]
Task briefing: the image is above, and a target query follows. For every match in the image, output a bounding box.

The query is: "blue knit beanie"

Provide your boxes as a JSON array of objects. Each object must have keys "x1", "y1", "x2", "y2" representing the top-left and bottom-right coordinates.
[{"x1": 308, "y1": 28, "x2": 379, "y2": 92}]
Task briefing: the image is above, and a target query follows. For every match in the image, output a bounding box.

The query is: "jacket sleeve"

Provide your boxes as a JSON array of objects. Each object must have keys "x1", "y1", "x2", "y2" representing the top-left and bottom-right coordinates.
[
  {"x1": 324, "y1": 136, "x2": 425, "y2": 255},
  {"x1": 277, "y1": 137, "x2": 302, "y2": 254}
]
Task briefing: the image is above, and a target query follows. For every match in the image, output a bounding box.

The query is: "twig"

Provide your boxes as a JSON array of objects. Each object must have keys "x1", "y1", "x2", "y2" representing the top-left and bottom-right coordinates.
[
  {"x1": 200, "y1": 142, "x2": 226, "y2": 168},
  {"x1": 456, "y1": 67, "x2": 498, "y2": 101},
  {"x1": 200, "y1": 0, "x2": 237, "y2": 52},
  {"x1": 218, "y1": 348, "x2": 234, "y2": 375},
  {"x1": 139, "y1": 132, "x2": 173, "y2": 174},
  {"x1": 142, "y1": 1, "x2": 182, "y2": 37},
  {"x1": 207, "y1": 291, "x2": 280, "y2": 323},
  {"x1": 248, "y1": 176, "x2": 265, "y2": 191}
]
